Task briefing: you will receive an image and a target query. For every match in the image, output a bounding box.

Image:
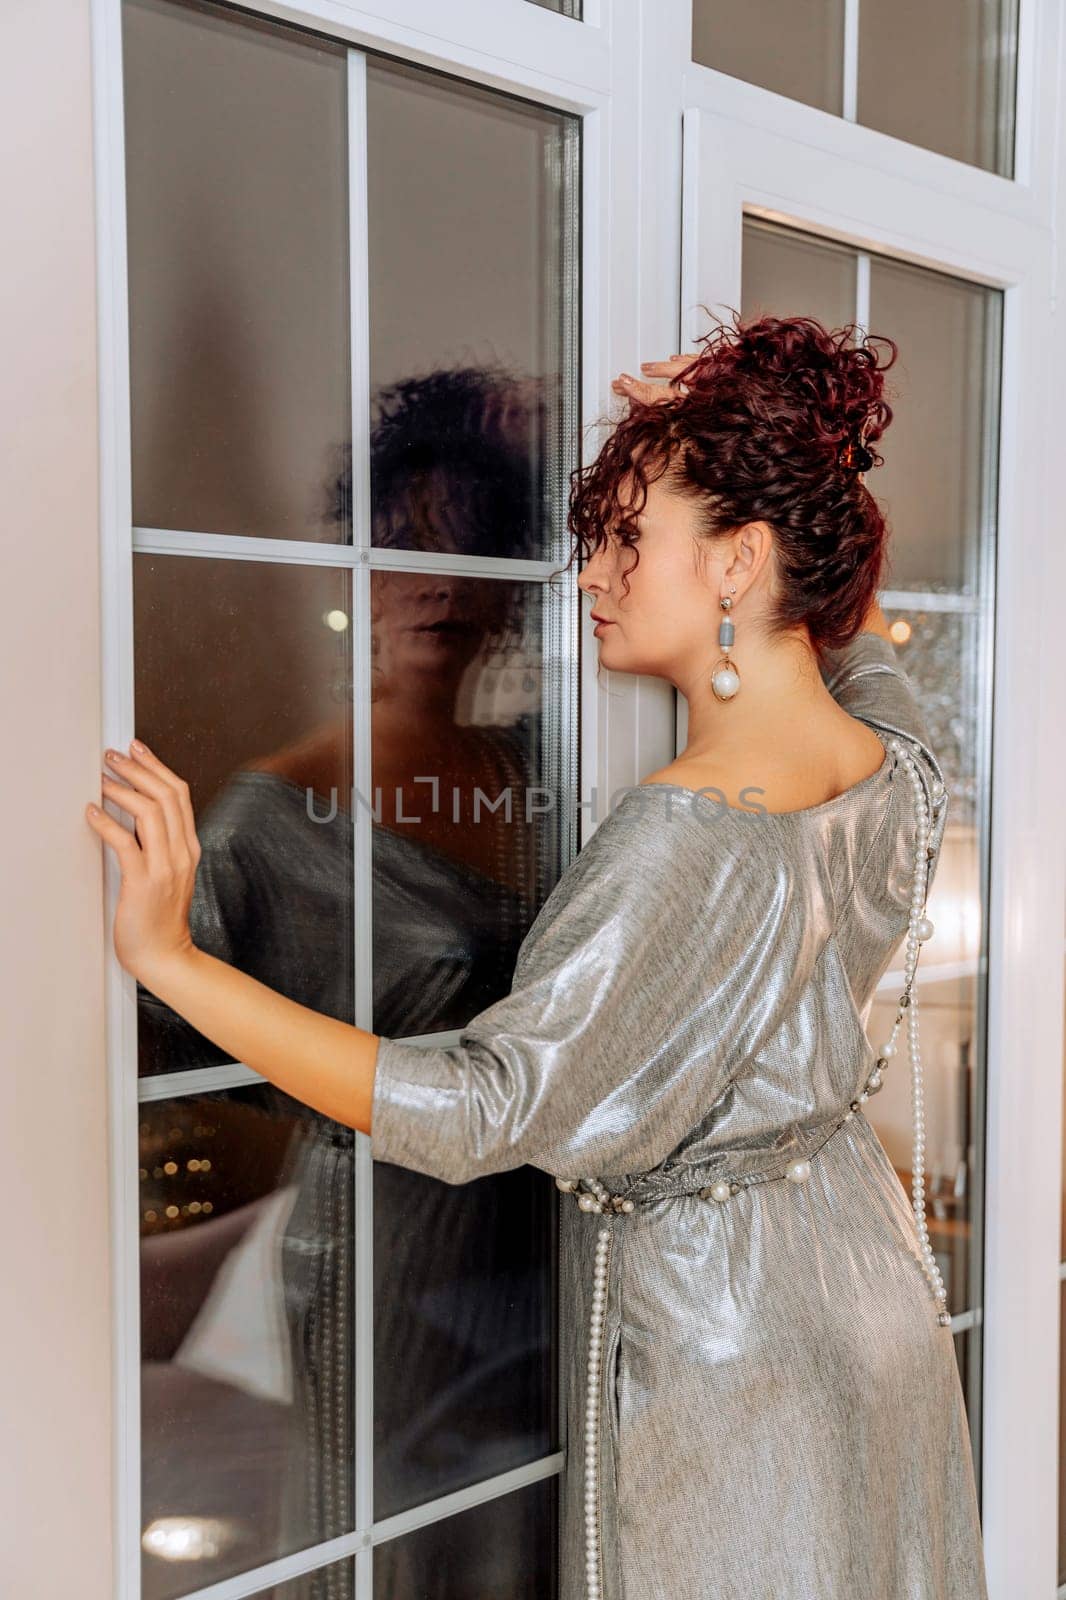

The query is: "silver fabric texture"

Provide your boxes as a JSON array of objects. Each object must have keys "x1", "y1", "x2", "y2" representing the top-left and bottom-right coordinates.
[{"x1": 371, "y1": 631, "x2": 988, "y2": 1599}]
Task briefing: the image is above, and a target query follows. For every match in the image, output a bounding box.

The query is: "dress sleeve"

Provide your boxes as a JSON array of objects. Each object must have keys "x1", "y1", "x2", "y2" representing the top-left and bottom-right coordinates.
[{"x1": 370, "y1": 797, "x2": 817, "y2": 1186}]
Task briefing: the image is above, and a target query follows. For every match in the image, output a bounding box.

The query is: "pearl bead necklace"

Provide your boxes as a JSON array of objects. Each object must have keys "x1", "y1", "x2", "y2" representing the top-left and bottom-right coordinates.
[
  {"x1": 884, "y1": 737, "x2": 950, "y2": 1325},
  {"x1": 555, "y1": 733, "x2": 950, "y2": 1597}
]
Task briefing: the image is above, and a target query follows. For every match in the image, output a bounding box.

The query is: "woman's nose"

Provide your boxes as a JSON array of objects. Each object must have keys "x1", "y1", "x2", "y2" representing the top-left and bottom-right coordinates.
[{"x1": 579, "y1": 547, "x2": 610, "y2": 589}]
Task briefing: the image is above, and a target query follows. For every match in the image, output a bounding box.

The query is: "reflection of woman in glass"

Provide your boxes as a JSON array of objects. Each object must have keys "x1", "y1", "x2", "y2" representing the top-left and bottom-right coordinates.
[
  {"x1": 92, "y1": 315, "x2": 988, "y2": 1599},
  {"x1": 136, "y1": 364, "x2": 558, "y2": 1597}
]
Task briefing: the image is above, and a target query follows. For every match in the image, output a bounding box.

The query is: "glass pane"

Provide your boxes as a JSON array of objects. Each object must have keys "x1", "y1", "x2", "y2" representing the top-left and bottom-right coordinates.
[
  {"x1": 247, "y1": 1558, "x2": 354, "y2": 1600},
  {"x1": 123, "y1": 0, "x2": 351, "y2": 542},
  {"x1": 369, "y1": 566, "x2": 563, "y2": 1514},
  {"x1": 693, "y1": 0, "x2": 1017, "y2": 175},
  {"x1": 691, "y1": 0, "x2": 845, "y2": 115},
  {"x1": 739, "y1": 230, "x2": 1000, "y2": 1469},
  {"x1": 373, "y1": 1476, "x2": 558, "y2": 1597},
  {"x1": 864, "y1": 608, "x2": 984, "y2": 1319},
  {"x1": 365, "y1": 57, "x2": 579, "y2": 561},
  {"x1": 132, "y1": 553, "x2": 355, "y2": 1078},
  {"x1": 742, "y1": 218, "x2": 856, "y2": 342},
  {"x1": 526, "y1": 0, "x2": 582, "y2": 13},
  {"x1": 374, "y1": 1163, "x2": 556, "y2": 1518},
  {"x1": 741, "y1": 221, "x2": 999, "y2": 595},
  {"x1": 868, "y1": 257, "x2": 998, "y2": 593},
  {"x1": 140, "y1": 1085, "x2": 356, "y2": 1599},
  {"x1": 858, "y1": 0, "x2": 1018, "y2": 177},
  {"x1": 368, "y1": 569, "x2": 564, "y2": 1036}
]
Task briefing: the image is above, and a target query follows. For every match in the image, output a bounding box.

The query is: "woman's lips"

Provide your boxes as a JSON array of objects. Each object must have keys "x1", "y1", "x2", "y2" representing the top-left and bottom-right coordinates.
[{"x1": 592, "y1": 620, "x2": 615, "y2": 634}]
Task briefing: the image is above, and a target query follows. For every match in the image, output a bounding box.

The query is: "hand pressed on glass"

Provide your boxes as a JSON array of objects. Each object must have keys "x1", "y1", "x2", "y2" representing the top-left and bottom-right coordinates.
[
  {"x1": 86, "y1": 739, "x2": 200, "y2": 986},
  {"x1": 85, "y1": 739, "x2": 382, "y2": 1135}
]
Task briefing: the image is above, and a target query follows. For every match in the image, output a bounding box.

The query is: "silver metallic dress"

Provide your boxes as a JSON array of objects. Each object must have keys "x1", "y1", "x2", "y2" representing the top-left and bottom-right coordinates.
[{"x1": 370, "y1": 631, "x2": 989, "y2": 1599}]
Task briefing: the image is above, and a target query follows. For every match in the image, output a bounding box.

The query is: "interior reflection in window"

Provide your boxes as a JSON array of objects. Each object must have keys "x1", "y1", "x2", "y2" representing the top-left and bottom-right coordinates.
[{"x1": 135, "y1": 364, "x2": 562, "y2": 1591}]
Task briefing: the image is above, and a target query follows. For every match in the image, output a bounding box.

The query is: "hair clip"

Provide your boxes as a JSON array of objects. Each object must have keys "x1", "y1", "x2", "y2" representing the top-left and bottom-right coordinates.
[{"x1": 840, "y1": 416, "x2": 876, "y2": 479}]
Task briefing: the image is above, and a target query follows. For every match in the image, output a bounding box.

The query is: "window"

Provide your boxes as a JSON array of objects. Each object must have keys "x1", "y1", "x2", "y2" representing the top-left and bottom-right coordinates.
[
  {"x1": 743, "y1": 214, "x2": 1001, "y2": 1481},
  {"x1": 691, "y1": 0, "x2": 1020, "y2": 175},
  {"x1": 72, "y1": 2, "x2": 1062, "y2": 1592},
  {"x1": 120, "y1": 1, "x2": 579, "y2": 1591},
  {"x1": 679, "y1": 49, "x2": 1060, "y2": 1560}
]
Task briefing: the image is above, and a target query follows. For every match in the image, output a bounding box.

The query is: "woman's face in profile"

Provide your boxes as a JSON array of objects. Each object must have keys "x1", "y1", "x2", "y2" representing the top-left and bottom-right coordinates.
[{"x1": 578, "y1": 471, "x2": 718, "y2": 684}]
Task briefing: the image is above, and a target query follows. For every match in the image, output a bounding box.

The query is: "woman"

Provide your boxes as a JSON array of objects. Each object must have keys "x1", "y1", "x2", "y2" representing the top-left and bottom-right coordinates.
[{"x1": 86, "y1": 314, "x2": 988, "y2": 1598}]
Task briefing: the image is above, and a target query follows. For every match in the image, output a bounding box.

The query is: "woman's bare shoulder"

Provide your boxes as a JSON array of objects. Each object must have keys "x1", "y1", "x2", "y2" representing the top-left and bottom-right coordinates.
[
  {"x1": 636, "y1": 756, "x2": 768, "y2": 816},
  {"x1": 639, "y1": 718, "x2": 886, "y2": 817}
]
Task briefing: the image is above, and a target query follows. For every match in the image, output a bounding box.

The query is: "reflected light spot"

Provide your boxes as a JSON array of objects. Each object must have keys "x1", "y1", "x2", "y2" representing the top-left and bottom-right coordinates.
[
  {"x1": 888, "y1": 618, "x2": 911, "y2": 645},
  {"x1": 142, "y1": 1516, "x2": 240, "y2": 1563},
  {"x1": 324, "y1": 609, "x2": 350, "y2": 633}
]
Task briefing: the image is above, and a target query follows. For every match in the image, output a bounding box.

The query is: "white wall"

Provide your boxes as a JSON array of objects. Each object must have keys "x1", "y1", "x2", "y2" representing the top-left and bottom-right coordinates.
[{"x1": 0, "y1": 2, "x2": 115, "y2": 1594}]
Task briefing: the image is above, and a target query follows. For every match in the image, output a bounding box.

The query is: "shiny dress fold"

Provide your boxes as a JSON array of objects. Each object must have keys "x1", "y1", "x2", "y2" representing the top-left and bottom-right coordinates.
[{"x1": 370, "y1": 630, "x2": 988, "y2": 1600}]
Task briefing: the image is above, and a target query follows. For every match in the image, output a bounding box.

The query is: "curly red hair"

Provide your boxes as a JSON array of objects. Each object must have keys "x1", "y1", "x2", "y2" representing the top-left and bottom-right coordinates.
[{"x1": 564, "y1": 308, "x2": 900, "y2": 660}]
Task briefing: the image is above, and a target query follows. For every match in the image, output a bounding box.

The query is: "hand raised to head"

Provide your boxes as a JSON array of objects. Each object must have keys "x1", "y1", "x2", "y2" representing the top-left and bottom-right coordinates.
[{"x1": 610, "y1": 354, "x2": 700, "y2": 408}]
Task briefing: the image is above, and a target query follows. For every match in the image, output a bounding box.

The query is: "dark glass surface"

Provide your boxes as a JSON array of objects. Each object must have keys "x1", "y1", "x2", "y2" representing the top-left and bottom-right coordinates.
[
  {"x1": 365, "y1": 55, "x2": 578, "y2": 562},
  {"x1": 124, "y1": 23, "x2": 576, "y2": 1592},
  {"x1": 368, "y1": 568, "x2": 564, "y2": 1034},
  {"x1": 373, "y1": 1162, "x2": 557, "y2": 1519},
  {"x1": 373, "y1": 1476, "x2": 558, "y2": 1597},
  {"x1": 247, "y1": 1557, "x2": 354, "y2": 1600},
  {"x1": 140, "y1": 1084, "x2": 355, "y2": 1599},
  {"x1": 123, "y1": 0, "x2": 351, "y2": 542},
  {"x1": 132, "y1": 552, "x2": 356, "y2": 1078},
  {"x1": 368, "y1": 566, "x2": 562, "y2": 1516}
]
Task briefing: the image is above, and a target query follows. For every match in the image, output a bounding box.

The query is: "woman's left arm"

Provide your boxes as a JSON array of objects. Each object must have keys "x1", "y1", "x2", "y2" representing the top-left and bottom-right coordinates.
[{"x1": 86, "y1": 740, "x2": 380, "y2": 1134}]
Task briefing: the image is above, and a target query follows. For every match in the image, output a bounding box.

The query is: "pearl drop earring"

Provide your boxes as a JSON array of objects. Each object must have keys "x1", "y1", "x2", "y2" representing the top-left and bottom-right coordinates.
[{"x1": 711, "y1": 586, "x2": 740, "y2": 701}]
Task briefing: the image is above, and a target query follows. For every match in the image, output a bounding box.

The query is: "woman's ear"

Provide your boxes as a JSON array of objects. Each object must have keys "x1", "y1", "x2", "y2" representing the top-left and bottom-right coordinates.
[{"x1": 729, "y1": 519, "x2": 775, "y2": 595}]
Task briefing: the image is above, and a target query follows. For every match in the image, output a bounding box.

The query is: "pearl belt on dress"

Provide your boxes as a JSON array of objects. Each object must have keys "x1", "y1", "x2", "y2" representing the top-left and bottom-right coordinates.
[{"x1": 553, "y1": 737, "x2": 949, "y2": 1600}]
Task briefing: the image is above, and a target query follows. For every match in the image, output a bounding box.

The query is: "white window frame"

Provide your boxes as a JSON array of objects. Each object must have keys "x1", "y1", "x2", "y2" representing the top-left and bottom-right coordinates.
[{"x1": 88, "y1": 0, "x2": 1066, "y2": 1595}]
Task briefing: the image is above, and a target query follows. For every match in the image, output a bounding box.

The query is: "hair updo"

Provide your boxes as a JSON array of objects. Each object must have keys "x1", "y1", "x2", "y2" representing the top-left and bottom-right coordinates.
[{"x1": 565, "y1": 309, "x2": 899, "y2": 660}]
